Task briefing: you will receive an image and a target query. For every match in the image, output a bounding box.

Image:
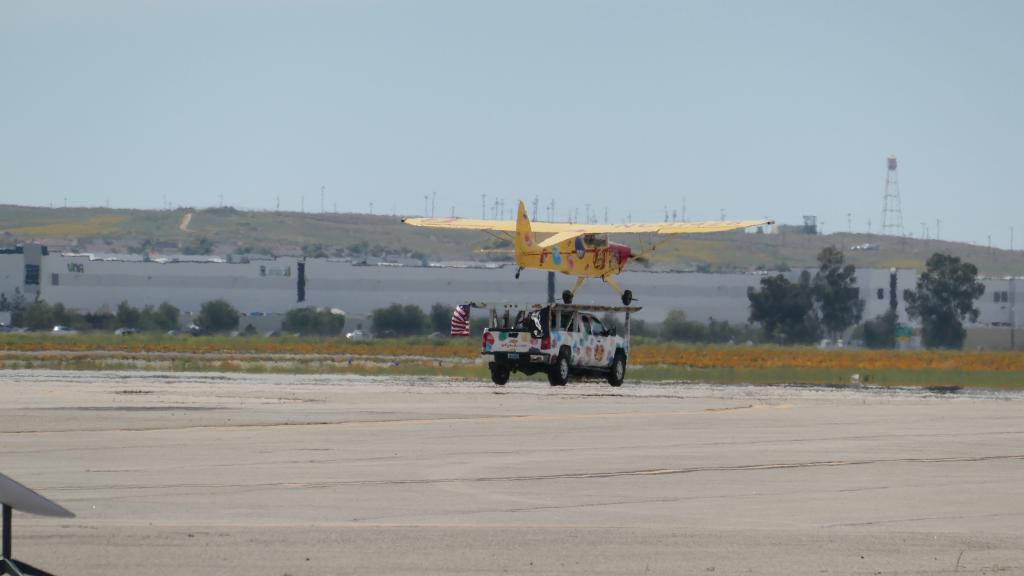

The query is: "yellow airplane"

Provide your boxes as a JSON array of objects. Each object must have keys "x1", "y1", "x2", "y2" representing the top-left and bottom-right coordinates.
[{"x1": 403, "y1": 201, "x2": 772, "y2": 305}]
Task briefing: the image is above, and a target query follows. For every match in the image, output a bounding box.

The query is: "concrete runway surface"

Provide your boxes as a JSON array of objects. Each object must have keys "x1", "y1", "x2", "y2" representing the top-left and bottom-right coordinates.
[{"x1": 2, "y1": 370, "x2": 1023, "y2": 575}]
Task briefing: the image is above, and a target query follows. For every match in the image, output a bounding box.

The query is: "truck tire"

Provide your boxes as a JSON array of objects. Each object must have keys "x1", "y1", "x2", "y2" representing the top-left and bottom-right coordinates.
[
  {"x1": 621, "y1": 290, "x2": 633, "y2": 306},
  {"x1": 562, "y1": 289, "x2": 574, "y2": 304},
  {"x1": 490, "y1": 364, "x2": 510, "y2": 386},
  {"x1": 607, "y1": 352, "x2": 626, "y2": 387},
  {"x1": 548, "y1": 348, "x2": 571, "y2": 386}
]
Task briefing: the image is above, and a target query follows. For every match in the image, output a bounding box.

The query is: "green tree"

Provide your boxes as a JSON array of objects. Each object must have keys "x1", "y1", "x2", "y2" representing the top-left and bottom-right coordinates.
[
  {"x1": 813, "y1": 246, "x2": 864, "y2": 339},
  {"x1": 429, "y1": 303, "x2": 452, "y2": 335},
  {"x1": 903, "y1": 253, "x2": 985, "y2": 349},
  {"x1": 139, "y1": 302, "x2": 181, "y2": 331},
  {"x1": 155, "y1": 302, "x2": 181, "y2": 330},
  {"x1": 116, "y1": 301, "x2": 142, "y2": 329},
  {"x1": 282, "y1": 307, "x2": 346, "y2": 336},
  {"x1": 747, "y1": 271, "x2": 821, "y2": 345},
  {"x1": 23, "y1": 301, "x2": 55, "y2": 330},
  {"x1": 183, "y1": 237, "x2": 214, "y2": 255},
  {"x1": 661, "y1": 310, "x2": 708, "y2": 342},
  {"x1": 8, "y1": 288, "x2": 26, "y2": 326},
  {"x1": 301, "y1": 244, "x2": 328, "y2": 258},
  {"x1": 197, "y1": 299, "x2": 241, "y2": 333},
  {"x1": 83, "y1": 311, "x2": 117, "y2": 331},
  {"x1": 860, "y1": 310, "x2": 898, "y2": 349},
  {"x1": 371, "y1": 304, "x2": 427, "y2": 337}
]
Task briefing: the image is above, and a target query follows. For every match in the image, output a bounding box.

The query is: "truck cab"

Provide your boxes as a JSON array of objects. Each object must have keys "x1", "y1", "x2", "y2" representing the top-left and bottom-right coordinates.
[{"x1": 481, "y1": 303, "x2": 639, "y2": 387}]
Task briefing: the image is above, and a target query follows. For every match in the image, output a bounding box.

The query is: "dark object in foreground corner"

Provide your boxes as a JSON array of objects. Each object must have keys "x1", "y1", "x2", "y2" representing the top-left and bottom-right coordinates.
[{"x1": 1, "y1": 472, "x2": 75, "y2": 576}]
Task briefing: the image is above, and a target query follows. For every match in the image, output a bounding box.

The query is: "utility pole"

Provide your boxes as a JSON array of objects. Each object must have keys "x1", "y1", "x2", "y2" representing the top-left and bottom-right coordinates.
[
  {"x1": 424, "y1": 195, "x2": 429, "y2": 217},
  {"x1": 481, "y1": 194, "x2": 486, "y2": 219},
  {"x1": 276, "y1": 196, "x2": 280, "y2": 212},
  {"x1": 320, "y1": 185, "x2": 325, "y2": 213},
  {"x1": 532, "y1": 196, "x2": 539, "y2": 221}
]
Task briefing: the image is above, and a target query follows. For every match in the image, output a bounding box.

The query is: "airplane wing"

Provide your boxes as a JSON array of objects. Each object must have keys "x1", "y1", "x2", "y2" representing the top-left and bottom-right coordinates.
[
  {"x1": 403, "y1": 216, "x2": 774, "y2": 236},
  {"x1": 401, "y1": 217, "x2": 570, "y2": 233}
]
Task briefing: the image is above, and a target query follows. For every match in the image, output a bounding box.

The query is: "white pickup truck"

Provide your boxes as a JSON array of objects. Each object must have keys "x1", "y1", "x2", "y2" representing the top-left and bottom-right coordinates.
[{"x1": 481, "y1": 303, "x2": 640, "y2": 387}]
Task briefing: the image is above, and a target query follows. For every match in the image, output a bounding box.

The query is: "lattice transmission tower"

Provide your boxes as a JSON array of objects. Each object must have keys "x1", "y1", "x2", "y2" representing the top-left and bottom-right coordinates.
[{"x1": 881, "y1": 156, "x2": 904, "y2": 236}]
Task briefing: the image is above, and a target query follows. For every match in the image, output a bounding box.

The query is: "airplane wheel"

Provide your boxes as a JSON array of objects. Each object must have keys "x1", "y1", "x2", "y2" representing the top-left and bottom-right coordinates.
[
  {"x1": 562, "y1": 289, "x2": 574, "y2": 304},
  {"x1": 621, "y1": 290, "x2": 633, "y2": 305}
]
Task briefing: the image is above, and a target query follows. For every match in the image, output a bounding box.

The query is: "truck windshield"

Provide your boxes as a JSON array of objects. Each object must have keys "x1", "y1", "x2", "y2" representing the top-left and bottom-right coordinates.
[{"x1": 581, "y1": 316, "x2": 593, "y2": 334}]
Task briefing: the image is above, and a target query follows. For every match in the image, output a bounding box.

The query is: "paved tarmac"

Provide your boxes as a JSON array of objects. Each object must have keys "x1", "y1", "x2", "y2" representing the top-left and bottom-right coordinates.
[{"x1": 2, "y1": 370, "x2": 1023, "y2": 575}]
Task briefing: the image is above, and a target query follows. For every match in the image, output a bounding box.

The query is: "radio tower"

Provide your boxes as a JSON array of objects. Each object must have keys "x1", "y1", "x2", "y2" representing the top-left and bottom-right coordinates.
[{"x1": 881, "y1": 156, "x2": 904, "y2": 235}]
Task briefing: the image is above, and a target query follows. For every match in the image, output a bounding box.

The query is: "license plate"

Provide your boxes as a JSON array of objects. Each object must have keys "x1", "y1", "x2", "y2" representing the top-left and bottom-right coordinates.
[{"x1": 507, "y1": 353, "x2": 519, "y2": 360}]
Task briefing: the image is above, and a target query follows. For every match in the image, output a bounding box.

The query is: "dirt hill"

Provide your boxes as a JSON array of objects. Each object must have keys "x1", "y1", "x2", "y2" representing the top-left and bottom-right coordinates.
[{"x1": 2, "y1": 204, "x2": 1022, "y2": 276}]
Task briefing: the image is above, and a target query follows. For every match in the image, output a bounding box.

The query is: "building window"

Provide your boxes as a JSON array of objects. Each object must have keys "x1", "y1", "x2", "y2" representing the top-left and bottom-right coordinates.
[
  {"x1": 24, "y1": 264, "x2": 40, "y2": 285},
  {"x1": 51, "y1": 273, "x2": 59, "y2": 286}
]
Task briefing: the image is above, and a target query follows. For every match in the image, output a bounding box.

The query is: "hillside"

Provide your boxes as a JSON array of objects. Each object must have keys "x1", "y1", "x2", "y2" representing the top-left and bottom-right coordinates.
[{"x1": 2, "y1": 204, "x2": 1023, "y2": 276}]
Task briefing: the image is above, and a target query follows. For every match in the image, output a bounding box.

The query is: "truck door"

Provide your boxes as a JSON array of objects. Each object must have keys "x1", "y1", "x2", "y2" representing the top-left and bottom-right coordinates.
[{"x1": 585, "y1": 315, "x2": 613, "y2": 366}]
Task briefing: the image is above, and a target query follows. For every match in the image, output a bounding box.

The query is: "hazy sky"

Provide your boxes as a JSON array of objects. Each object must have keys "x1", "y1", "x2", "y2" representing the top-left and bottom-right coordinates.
[{"x1": 1, "y1": 1, "x2": 1021, "y2": 245}]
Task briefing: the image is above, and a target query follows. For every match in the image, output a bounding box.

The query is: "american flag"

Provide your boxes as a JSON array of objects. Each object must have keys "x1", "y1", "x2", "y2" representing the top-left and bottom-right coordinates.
[{"x1": 450, "y1": 304, "x2": 471, "y2": 337}]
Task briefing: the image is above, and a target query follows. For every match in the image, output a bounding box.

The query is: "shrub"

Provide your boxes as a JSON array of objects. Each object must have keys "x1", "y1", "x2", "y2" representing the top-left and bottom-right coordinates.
[
  {"x1": 197, "y1": 299, "x2": 240, "y2": 333},
  {"x1": 371, "y1": 304, "x2": 427, "y2": 337},
  {"x1": 282, "y1": 307, "x2": 346, "y2": 336}
]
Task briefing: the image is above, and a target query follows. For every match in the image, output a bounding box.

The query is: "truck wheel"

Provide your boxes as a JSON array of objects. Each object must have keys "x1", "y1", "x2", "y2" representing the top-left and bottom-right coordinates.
[
  {"x1": 607, "y1": 352, "x2": 626, "y2": 387},
  {"x1": 621, "y1": 290, "x2": 633, "y2": 306},
  {"x1": 548, "y1": 349, "x2": 570, "y2": 386},
  {"x1": 490, "y1": 364, "x2": 510, "y2": 386},
  {"x1": 562, "y1": 289, "x2": 574, "y2": 304}
]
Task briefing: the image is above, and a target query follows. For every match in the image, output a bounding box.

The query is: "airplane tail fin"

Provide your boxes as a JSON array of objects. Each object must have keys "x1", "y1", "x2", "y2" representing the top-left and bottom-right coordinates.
[{"x1": 514, "y1": 200, "x2": 535, "y2": 267}]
